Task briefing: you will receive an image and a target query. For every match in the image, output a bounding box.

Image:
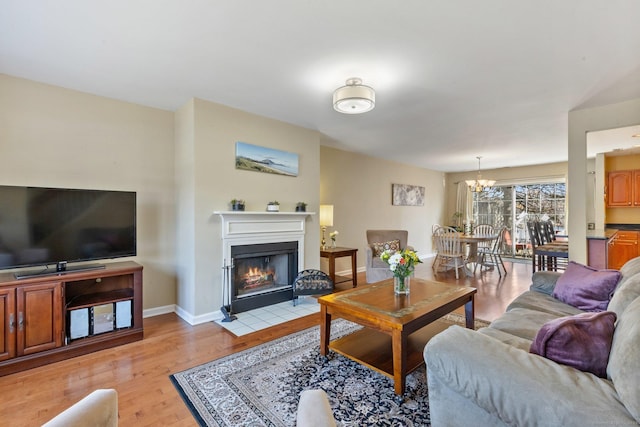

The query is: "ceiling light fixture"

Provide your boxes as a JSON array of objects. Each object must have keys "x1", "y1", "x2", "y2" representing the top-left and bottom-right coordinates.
[
  {"x1": 333, "y1": 78, "x2": 375, "y2": 114},
  {"x1": 465, "y1": 156, "x2": 496, "y2": 193}
]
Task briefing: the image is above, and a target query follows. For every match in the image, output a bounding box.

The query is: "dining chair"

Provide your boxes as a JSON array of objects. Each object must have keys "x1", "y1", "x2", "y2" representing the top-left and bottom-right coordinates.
[
  {"x1": 473, "y1": 224, "x2": 495, "y2": 250},
  {"x1": 431, "y1": 224, "x2": 442, "y2": 271},
  {"x1": 433, "y1": 226, "x2": 466, "y2": 279},
  {"x1": 476, "y1": 226, "x2": 508, "y2": 276},
  {"x1": 527, "y1": 220, "x2": 545, "y2": 271}
]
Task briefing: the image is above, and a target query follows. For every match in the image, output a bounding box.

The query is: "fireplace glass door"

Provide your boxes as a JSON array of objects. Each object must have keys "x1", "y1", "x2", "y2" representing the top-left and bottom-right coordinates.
[
  {"x1": 230, "y1": 241, "x2": 298, "y2": 312},
  {"x1": 234, "y1": 253, "x2": 290, "y2": 298}
]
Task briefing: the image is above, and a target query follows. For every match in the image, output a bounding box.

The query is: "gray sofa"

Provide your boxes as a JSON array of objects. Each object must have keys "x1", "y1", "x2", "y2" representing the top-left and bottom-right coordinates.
[{"x1": 424, "y1": 256, "x2": 640, "y2": 427}]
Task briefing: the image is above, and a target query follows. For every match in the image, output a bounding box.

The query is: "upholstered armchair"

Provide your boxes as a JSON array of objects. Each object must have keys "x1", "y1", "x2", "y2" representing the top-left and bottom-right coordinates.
[
  {"x1": 43, "y1": 389, "x2": 118, "y2": 427},
  {"x1": 365, "y1": 230, "x2": 412, "y2": 283}
]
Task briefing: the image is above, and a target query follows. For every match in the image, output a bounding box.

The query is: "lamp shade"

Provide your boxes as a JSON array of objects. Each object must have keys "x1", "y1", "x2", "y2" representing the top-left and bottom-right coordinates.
[
  {"x1": 333, "y1": 78, "x2": 375, "y2": 114},
  {"x1": 319, "y1": 205, "x2": 334, "y2": 227}
]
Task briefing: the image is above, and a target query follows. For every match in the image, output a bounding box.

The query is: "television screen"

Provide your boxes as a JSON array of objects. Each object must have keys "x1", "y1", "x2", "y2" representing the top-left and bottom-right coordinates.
[{"x1": 0, "y1": 186, "x2": 136, "y2": 271}]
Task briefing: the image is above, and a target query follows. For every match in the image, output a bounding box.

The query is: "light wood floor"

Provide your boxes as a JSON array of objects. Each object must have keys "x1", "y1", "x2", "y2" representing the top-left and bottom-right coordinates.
[{"x1": 0, "y1": 259, "x2": 532, "y2": 426}]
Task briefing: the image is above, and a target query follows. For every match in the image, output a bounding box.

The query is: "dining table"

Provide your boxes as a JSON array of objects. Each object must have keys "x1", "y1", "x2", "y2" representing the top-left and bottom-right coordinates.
[{"x1": 457, "y1": 233, "x2": 498, "y2": 275}]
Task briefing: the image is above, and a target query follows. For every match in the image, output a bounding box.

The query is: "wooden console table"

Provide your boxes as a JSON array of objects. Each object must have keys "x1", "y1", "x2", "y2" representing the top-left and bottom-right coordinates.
[{"x1": 320, "y1": 247, "x2": 358, "y2": 288}]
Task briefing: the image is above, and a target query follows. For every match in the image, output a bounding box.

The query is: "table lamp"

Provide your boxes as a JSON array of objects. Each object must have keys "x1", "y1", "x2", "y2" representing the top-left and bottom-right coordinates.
[{"x1": 319, "y1": 205, "x2": 334, "y2": 250}]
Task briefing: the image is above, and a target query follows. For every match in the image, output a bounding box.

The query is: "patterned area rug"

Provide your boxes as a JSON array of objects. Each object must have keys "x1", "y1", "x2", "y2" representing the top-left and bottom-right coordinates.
[{"x1": 170, "y1": 314, "x2": 488, "y2": 426}]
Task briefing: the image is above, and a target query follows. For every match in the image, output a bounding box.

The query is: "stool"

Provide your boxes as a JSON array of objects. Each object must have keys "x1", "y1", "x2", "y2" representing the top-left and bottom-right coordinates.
[{"x1": 292, "y1": 269, "x2": 334, "y2": 306}]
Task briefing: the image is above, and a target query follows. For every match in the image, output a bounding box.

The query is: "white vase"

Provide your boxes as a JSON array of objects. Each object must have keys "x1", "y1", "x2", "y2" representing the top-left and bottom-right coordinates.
[{"x1": 394, "y1": 276, "x2": 410, "y2": 295}]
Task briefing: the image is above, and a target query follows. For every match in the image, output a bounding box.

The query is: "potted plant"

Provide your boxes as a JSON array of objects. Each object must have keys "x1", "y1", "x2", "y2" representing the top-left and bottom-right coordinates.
[
  {"x1": 230, "y1": 199, "x2": 245, "y2": 211},
  {"x1": 267, "y1": 201, "x2": 280, "y2": 212},
  {"x1": 451, "y1": 211, "x2": 463, "y2": 232},
  {"x1": 295, "y1": 202, "x2": 307, "y2": 212}
]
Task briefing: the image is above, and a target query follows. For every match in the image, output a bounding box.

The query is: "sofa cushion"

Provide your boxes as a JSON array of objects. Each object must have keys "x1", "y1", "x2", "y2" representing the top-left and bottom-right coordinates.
[
  {"x1": 530, "y1": 271, "x2": 563, "y2": 295},
  {"x1": 488, "y1": 308, "x2": 561, "y2": 342},
  {"x1": 371, "y1": 239, "x2": 400, "y2": 257},
  {"x1": 552, "y1": 261, "x2": 621, "y2": 312},
  {"x1": 507, "y1": 291, "x2": 583, "y2": 318},
  {"x1": 608, "y1": 276, "x2": 640, "y2": 317},
  {"x1": 530, "y1": 311, "x2": 616, "y2": 378},
  {"x1": 607, "y1": 296, "x2": 640, "y2": 421},
  {"x1": 478, "y1": 327, "x2": 533, "y2": 352}
]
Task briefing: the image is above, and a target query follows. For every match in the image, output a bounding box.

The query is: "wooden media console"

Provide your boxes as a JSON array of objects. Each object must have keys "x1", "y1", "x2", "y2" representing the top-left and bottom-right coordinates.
[{"x1": 0, "y1": 261, "x2": 143, "y2": 376}]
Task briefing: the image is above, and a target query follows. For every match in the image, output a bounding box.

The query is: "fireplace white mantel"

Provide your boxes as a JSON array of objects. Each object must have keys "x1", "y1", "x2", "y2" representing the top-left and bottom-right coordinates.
[{"x1": 214, "y1": 211, "x2": 315, "y2": 270}]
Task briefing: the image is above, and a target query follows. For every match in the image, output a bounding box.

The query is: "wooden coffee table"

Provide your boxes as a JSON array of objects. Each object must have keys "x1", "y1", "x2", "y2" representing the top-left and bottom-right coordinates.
[{"x1": 318, "y1": 278, "x2": 476, "y2": 395}]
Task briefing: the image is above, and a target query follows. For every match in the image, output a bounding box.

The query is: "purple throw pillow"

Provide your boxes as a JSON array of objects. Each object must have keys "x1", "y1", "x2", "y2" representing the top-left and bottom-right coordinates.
[
  {"x1": 530, "y1": 311, "x2": 616, "y2": 378},
  {"x1": 552, "y1": 261, "x2": 621, "y2": 311}
]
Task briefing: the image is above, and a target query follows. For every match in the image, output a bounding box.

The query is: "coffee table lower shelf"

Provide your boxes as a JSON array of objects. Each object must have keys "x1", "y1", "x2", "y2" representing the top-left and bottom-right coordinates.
[{"x1": 328, "y1": 320, "x2": 451, "y2": 379}]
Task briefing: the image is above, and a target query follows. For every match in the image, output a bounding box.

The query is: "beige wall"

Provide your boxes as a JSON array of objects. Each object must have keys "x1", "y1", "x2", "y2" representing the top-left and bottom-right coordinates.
[
  {"x1": 0, "y1": 74, "x2": 177, "y2": 311},
  {"x1": 174, "y1": 99, "x2": 196, "y2": 316},
  {"x1": 175, "y1": 98, "x2": 321, "y2": 322},
  {"x1": 320, "y1": 145, "x2": 446, "y2": 273}
]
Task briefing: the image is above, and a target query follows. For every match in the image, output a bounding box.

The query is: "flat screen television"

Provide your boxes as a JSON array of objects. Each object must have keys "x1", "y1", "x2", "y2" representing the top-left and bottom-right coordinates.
[{"x1": 0, "y1": 185, "x2": 136, "y2": 278}]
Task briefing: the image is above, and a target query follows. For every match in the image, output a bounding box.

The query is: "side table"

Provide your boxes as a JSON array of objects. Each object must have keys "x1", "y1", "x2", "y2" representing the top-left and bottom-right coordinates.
[{"x1": 320, "y1": 247, "x2": 358, "y2": 288}]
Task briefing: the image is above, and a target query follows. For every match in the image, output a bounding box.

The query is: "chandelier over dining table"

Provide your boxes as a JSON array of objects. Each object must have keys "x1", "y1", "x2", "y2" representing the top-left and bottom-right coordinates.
[{"x1": 466, "y1": 156, "x2": 496, "y2": 192}]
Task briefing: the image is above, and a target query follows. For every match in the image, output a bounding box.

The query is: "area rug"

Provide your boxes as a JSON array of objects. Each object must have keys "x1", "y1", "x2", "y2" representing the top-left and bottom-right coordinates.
[{"x1": 170, "y1": 314, "x2": 488, "y2": 426}]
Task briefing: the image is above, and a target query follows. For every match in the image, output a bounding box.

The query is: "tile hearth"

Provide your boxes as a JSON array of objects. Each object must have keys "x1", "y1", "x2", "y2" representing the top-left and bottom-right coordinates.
[{"x1": 215, "y1": 297, "x2": 319, "y2": 336}]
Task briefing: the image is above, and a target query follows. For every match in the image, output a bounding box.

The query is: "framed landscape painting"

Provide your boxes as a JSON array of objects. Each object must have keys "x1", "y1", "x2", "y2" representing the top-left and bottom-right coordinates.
[
  {"x1": 235, "y1": 142, "x2": 299, "y2": 177},
  {"x1": 392, "y1": 183, "x2": 425, "y2": 206}
]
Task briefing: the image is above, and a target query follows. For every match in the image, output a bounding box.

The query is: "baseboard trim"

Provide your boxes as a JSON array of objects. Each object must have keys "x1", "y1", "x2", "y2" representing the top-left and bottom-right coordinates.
[
  {"x1": 143, "y1": 305, "x2": 175, "y2": 318},
  {"x1": 174, "y1": 305, "x2": 222, "y2": 325},
  {"x1": 142, "y1": 304, "x2": 221, "y2": 326}
]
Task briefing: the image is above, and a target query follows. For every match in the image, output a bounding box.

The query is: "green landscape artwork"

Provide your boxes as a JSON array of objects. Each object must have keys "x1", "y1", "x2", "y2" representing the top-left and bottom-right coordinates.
[{"x1": 235, "y1": 142, "x2": 299, "y2": 177}]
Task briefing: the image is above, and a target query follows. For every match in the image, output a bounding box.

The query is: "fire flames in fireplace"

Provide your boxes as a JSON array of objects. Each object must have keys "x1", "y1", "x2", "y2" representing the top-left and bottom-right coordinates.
[{"x1": 241, "y1": 266, "x2": 276, "y2": 290}]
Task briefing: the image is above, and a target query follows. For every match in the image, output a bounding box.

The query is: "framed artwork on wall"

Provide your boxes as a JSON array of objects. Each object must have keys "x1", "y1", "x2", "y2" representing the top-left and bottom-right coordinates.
[
  {"x1": 392, "y1": 183, "x2": 425, "y2": 206},
  {"x1": 235, "y1": 142, "x2": 299, "y2": 177}
]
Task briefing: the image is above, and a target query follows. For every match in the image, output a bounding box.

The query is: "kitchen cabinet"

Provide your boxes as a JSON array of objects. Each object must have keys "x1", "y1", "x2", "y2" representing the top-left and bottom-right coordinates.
[
  {"x1": 607, "y1": 170, "x2": 640, "y2": 207},
  {"x1": 608, "y1": 231, "x2": 640, "y2": 270},
  {"x1": 635, "y1": 171, "x2": 640, "y2": 207}
]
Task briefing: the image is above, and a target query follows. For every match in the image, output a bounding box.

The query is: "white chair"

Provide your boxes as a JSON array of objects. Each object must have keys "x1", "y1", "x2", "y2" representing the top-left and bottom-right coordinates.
[
  {"x1": 433, "y1": 226, "x2": 466, "y2": 279},
  {"x1": 431, "y1": 224, "x2": 442, "y2": 271},
  {"x1": 477, "y1": 226, "x2": 508, "y2": 276},
  {"x1": 473, "y1": 224, "x2": 495, "y2": 273}
]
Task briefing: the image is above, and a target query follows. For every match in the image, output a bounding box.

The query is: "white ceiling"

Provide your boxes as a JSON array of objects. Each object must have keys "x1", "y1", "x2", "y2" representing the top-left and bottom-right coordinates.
[
  {"x1": 588, "y1": 125, "x2": 640, "y2": 157},
  {"x1": 2, "y1": 1, "x2": 640, "y2": 172}
]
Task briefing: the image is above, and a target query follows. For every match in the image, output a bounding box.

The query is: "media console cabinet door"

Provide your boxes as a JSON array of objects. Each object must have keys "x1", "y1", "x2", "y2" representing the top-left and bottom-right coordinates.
[
  {"x1": 16, "y1": 282, "x2": 63, "y2": 356},
  {"x1": 0, "y1": 288, "x2": 16, "y2": 361}
]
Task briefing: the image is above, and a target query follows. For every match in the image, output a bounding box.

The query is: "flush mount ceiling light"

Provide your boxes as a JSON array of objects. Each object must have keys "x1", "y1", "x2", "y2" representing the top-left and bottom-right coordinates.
[
  {"x1": 465, "y1": 156, "x2": 496, "y2": 193},
  {"x1": 333, "y1": 78, "x2": 375, "y2": 114}
]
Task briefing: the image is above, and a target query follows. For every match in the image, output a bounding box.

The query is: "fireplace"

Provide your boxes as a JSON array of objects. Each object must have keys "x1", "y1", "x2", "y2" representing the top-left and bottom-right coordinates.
[
  {"x1": 230, "y1": 241, "x2": 298, "y2": 313},
  {"x1": 215, "y1": 210, "x2": 312, "y2": 317}
]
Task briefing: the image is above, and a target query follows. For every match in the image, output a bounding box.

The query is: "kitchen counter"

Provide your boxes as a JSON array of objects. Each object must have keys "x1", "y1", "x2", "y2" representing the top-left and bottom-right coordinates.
[
  {"x1": 586, "y1": 229, "x2": 617, "y2": 240},
  {"x1": 587, "y1": 224, "x2": 640, "y2": 240},
  {"x1": 606, "y1": 223, "x2": 640, "y2": 231}
]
